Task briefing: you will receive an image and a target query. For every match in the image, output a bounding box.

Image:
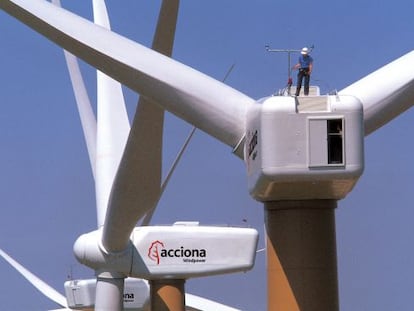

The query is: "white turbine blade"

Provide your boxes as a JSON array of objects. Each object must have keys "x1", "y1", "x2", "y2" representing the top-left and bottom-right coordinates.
[
  {"x1": 0, "y1": 0, "x2": 255, "y2": 155},
  {"x1": 133, "y1": 0, "x2": 180, "y2": 227},
  {"x1": 185, "y1": 293, "x2": 241, "y2": 311},
  {"x1": 90, "y1": 0, "x2": 130, "y2": 227},
  {"x1": 339, "y1": 51, "x2": 414, "y2": 136},
  {"x1": 92, "y1": 0, "x2": 111, "y2": 29},
  {"x1": 51, "y1": 0, "x2": 97, "y2": 179},
  {"x1": 0, "y1": 248, "x2": 68, "y2": 308},
  {"x1": 54, "y1": 0, "x2": 130, "y2": 227},
  {"x1": 63, "y1": 50, "x2": 97, "y2": 179},
  {"x1": 150, "y1": 0, "x2": 179, "y2": 55},
  {"x1": 104, "y1": 99, "x2": 163, "y2": 250},
  {"x1": 102, "y1": 0, "x2": 179, "y2": 251}
]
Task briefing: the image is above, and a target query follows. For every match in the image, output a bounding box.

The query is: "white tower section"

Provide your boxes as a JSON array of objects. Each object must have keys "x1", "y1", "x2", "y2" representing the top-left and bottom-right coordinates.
[{"x1": 246, "y1": 95, "x2": 364, "y2": 201}]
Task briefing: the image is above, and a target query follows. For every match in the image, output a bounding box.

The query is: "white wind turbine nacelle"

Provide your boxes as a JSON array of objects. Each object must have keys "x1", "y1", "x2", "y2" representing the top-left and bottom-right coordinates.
[
  {"x1": 246, "y1": 95, "x2": 365, "y2": 201},
  {"x1": 64, "y1": 278, "x2": 242, "y2": 310},
  {"x1": 73, "y1": 223, "x2": 259, "y2": 280},
  {"x1": 64, "y1": 278, "x2": 149, "y2": 310}
]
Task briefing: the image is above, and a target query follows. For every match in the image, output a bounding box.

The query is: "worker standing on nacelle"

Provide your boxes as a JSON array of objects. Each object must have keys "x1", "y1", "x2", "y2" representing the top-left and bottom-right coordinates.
[{"x1": 292, "y1": 47, "x2": 313, "y2": 96}]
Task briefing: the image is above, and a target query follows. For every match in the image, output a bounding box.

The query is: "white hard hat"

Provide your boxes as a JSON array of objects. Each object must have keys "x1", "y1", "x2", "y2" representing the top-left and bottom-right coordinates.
[{"x1": 301, "y1": 47, "x2": 309, "y2": 55}]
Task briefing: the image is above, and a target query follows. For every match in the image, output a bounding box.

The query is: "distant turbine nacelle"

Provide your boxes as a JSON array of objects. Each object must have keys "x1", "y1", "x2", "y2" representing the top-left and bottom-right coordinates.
[
  {"x1": 64, "y1": 277, "x2": 149, "y2": 310},
  {"x1": 245, "y1": 95, "x2": 364, "y2": 201},
  {"x1": 74, "y1": 223, "x2": 259, "y2": 280}
]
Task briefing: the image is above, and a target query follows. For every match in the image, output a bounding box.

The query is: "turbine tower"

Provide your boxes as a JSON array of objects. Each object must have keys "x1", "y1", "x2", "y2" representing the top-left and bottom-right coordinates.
[{"x1": 2, "y1": 1, "x2": 414, "y2": 310}]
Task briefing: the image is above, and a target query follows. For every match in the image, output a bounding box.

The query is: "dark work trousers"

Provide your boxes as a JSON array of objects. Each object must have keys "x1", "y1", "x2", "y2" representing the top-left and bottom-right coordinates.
[{"x1": 295, "y1": 68, "x2": 310, "y2": 96}]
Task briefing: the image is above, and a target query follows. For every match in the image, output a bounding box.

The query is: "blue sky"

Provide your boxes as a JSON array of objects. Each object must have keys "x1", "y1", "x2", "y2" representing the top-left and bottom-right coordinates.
[{"x1": 1, "y1": 1, "x2": 414, "y2": 310}]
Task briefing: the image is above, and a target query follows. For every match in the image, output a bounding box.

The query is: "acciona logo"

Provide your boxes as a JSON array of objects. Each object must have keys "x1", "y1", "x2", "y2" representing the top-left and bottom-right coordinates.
[
  {"x1": 147, "y1": 240, "x2": 207, "y2": 264},
  {"x1": 123, "y1": 293, "x2": 134, "y2": 303}
]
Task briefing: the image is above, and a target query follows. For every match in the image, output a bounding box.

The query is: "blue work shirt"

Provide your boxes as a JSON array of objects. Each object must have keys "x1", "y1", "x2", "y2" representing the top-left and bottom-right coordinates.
[{"x1": 298, "y1": 55, "x2": 313, "y2": 69}]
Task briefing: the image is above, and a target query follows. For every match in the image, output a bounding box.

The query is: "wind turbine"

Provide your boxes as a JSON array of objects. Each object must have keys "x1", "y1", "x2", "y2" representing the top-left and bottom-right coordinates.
[
  {"x1": 1, "y1": 1, "x2": 257, "y2": 310},
  {"x1": 1, "y1": 1, "x2": 414, "y2": 311}
]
